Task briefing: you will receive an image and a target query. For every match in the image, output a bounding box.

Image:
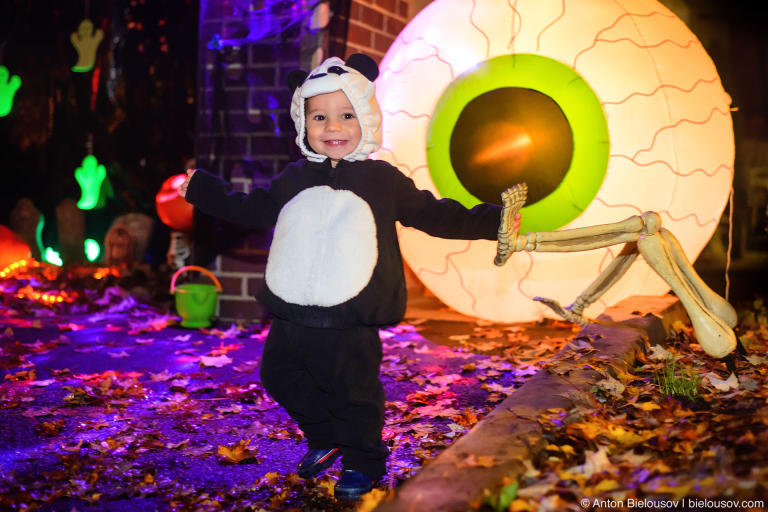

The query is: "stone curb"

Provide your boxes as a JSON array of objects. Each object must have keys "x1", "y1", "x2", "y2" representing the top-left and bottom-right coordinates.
[{"x1": 375, "y1": 295, "x2": 688, "y2": 512}]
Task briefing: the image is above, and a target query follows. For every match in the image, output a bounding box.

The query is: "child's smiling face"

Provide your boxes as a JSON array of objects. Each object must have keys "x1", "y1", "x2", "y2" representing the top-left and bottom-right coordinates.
[{"x1": 306, "y1": 90, "x2": 362, "y2": 166}]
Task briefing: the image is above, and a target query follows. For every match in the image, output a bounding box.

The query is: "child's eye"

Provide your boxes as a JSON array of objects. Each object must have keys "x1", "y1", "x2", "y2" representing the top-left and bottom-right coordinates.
[
  {"x1": 343, "y1": 113, "x2": 355, "y2": 120},
  {"x1": 313, "y1": 114, "x2": 325, "y2": 121}
]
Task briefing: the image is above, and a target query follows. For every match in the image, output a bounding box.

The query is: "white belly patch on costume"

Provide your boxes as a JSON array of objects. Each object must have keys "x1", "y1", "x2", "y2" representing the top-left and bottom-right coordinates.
[{"x1": 265, "y1": 185, "x2": 378, "y2": 307}]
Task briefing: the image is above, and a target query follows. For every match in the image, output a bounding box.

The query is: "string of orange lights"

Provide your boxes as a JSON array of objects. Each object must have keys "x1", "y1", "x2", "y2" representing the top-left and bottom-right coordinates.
[{"x1": 0, "y1": 259, "x2": 124, "y2": 305}]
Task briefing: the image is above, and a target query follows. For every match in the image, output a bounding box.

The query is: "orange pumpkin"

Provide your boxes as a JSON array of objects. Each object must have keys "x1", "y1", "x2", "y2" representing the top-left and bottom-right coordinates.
[
  {"x1": 156, "y1": 174, "x2": 194, "y2": 231},
  {"x1": 0, "y1": 225, "x2": 31, "y2": 269}
]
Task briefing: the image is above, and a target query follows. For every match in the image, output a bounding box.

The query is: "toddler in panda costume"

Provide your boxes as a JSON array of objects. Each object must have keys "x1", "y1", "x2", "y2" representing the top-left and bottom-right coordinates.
[{"x1": 180, "y1": 54, "x2": 505, "y2": 500}]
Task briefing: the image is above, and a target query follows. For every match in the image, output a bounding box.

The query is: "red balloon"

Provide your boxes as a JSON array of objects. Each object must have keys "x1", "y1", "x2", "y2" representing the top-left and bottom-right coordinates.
[
  {"x1": 156, "y1": 174, "x2": 194, "y2": 231},
  {"x1": 0, "y1": 225, "x2": 31, "y2": 269}
]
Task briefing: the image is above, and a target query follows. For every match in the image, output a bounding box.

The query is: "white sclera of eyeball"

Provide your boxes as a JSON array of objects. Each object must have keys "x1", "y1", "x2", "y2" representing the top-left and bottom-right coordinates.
[{"x1": 374, "y1": 0, "x2": 733, "y2": 322}]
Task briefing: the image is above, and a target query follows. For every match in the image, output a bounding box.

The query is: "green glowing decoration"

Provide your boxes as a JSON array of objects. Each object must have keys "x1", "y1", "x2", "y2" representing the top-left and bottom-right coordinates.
[
  {"x1": 84, "y1": 238, "x2": 100, "y2": 262},
  {"x1": 0, "y1": 65, "x2": 21, "y2": 117},
  {"x1": 44, "y1": 247, "x2": 63, "y2": 266},
  {"x1": 75, "y1": 155, "x2": 107, "y2": 209},
  {"x1": 35, "y1": 215, "x2": 46, "y2": 259},
  {"x1": 70, "y1": 19, "x2": 104, "y2": 73}
]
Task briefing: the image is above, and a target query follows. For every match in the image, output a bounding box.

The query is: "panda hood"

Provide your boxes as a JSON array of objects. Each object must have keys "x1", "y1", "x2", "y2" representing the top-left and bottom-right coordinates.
[{"x1": 288, "y1": 54, "x2": 381, "y2": 162}]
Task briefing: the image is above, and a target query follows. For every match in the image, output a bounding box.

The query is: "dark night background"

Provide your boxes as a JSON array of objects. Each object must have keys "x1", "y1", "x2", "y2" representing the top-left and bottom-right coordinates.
[{"x1": 0, "y1": 0, "x2": 198, "y2": 263}]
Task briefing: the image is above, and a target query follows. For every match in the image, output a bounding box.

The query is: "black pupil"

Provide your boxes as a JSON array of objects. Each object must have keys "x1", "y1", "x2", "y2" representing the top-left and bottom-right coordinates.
[{"x1": 449, "y1": 87, "x2": 574, "y2": 206}]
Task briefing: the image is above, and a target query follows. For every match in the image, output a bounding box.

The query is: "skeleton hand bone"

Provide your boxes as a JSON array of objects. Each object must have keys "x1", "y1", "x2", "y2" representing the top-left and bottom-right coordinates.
[
  {"x1": 494, "y1": 183, "x2": 527, "y2": 267},
  {"x1": 533, "y1": 296, "x2": 589, "y2": 326}
]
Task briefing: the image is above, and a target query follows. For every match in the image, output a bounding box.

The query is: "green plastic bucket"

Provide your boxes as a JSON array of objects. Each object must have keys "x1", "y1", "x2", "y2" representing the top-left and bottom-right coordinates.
[{"x1": 170, "y1": 265, "x2": 222, "y2": 328}]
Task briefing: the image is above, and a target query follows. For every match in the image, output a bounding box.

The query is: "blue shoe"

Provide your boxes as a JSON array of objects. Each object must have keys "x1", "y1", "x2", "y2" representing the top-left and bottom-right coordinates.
[
  {"x1": 297, "y1": 448, "x2": 340, "y2": 478},
  {"x1": 334, "y1": 469, "x2": 376, "y2": 501}
]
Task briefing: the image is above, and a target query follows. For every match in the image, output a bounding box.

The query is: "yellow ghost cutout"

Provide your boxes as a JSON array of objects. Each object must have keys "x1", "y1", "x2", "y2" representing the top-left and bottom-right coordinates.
[{"x1": 70, "y1": 19, "x2": 103, "y2": 73}]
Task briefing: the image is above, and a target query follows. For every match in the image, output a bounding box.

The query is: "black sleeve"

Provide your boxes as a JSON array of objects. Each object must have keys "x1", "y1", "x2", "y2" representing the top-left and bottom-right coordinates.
[
  {"x1": 392, "y1": 167, "x2": 501, "y2": 240},
  {"x1": 185, "y1": 168, "x2": 280, "y2": 229}
]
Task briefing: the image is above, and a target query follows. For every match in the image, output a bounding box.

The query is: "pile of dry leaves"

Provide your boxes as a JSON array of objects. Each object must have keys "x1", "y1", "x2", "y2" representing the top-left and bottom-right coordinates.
[{"x1": 475, "y1": 299, "x2": 768, "y2": 512}]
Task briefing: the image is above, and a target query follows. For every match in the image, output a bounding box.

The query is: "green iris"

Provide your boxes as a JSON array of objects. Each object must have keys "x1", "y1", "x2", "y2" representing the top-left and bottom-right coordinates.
[{"x1": 427, "y1": 54, "x2": 609, "y2": 232}]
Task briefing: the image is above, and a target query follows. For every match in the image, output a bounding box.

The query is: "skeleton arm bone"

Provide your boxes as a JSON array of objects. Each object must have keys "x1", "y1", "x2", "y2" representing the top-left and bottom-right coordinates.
[
  {"x1": 493, "y1": 187, "x2": 737, "y2": 359},
  {"x1": 504, "y1": 213, "x2": 656, "y2": 254},
  {"x1": 658, "y1": 228, "x2": 737, "y2": 328},
  {"x1": 638, "y1": 231, "x2": 735, "y2": 358}
]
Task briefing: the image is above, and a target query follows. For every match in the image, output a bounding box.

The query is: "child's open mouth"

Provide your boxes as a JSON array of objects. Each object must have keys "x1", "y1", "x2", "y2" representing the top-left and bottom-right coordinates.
[{"x1": 324, "y1": 140, "x2": 347, "y2": 146}]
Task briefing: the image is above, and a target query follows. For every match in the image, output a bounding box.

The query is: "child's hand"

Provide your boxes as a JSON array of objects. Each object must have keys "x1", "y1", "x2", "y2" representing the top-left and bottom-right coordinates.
[{"x1": 178, "y1": 169, "x2": 196, "y2": 199}]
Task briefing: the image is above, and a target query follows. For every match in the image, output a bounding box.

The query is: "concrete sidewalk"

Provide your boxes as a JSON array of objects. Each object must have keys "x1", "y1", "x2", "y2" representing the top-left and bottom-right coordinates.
[{"x1": 375, "y1": 295, "x2": 687, "y2": 512}]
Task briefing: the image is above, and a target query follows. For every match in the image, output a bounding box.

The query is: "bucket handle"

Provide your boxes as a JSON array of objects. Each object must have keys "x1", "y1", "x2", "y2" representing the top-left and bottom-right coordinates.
[{"x1": 170, "y1": 265, "x2": 223, "y2": 293}]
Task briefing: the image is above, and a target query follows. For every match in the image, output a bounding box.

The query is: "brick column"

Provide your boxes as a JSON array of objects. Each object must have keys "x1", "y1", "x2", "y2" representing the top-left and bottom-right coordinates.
[{"x1": 195, "y1": 3, "x2": 311, "y2": 323}]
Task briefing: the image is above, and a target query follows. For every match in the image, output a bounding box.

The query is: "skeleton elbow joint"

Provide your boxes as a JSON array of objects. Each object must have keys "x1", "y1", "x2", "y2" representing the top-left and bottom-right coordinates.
[{"x1": 641, "y1": 211, "x2": 662, "y2": 235}]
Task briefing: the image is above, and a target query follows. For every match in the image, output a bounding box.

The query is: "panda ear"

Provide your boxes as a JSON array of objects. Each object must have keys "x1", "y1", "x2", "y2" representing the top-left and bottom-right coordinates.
[
  {"x1": 345, "y1": 53, "x2": 379, "y2": 82},
  {"x1": 287, "y1": 69, "x2": 309, "y2": 93}
]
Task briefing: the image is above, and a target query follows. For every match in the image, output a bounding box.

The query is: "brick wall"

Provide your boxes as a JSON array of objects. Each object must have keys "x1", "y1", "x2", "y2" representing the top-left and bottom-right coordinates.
[
  {"x1": 346, "y1": 0, "x2": 409, "y2": 63},
  {"x1": 194, "y1": 1, "x2": 423, "y2": 323},
  {"x1": 195, "y1": 2, "x2": 310, "y2": 323}
]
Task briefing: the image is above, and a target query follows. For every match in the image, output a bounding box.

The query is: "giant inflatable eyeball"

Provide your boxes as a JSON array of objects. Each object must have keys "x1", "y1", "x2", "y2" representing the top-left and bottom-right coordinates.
[
  {"x1": 156, "y1": 174, "x2": 194, "y2": 231},
  {"x1": 374, "y1": 0, "x2": 734, "y2": 323}
]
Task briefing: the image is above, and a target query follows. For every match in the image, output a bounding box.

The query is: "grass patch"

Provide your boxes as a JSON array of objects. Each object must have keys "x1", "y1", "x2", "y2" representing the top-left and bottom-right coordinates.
[{"x1": 655, "y1": 357, "x2": 700, "y2": 401}]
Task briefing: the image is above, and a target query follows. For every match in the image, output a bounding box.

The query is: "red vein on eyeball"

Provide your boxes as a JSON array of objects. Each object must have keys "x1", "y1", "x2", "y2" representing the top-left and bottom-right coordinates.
[
  {"x1": 376, "y1": 147, "x2": 416, "y2": 176},
  {"x1": 388, "y1": 36, "x2": 456, "y2": 79},
  {"x1": 505, "y1": 0, "x2": 523, "y2": 51},
  {"x1": 469, "y1": 0, "x2": 491, "y2": 59},
  {"x1": 657, "y1": 210, "x2": 717, "y2": 228},
  {"x1": 516, "y1": 252, "x2": 535, "y2": 301},
  {"x1": 536, "y1": 0, "x2": 565, "y2": 52},
  {"x1": 381, "y1": 109, "x2": 431, "y2": 120},
  {"x1": 599, "y1": 247, "x2": 616, "y2": 275},
  {"x1": 414, "y1": 240, "x2": 473, "y2": 278},
  {"x1": 594, "y1": 197, "x2": 644, "y2": 215},
  {"x1": 594, "y1": 36, "x2": 700, "y2": 52},
  {"x1": 409, "y1": 165, "x2": 429, "y2": 181},
  {"x1": 601, "y1": 77, "x2": 719, "y2": 106},
  {"x1": 608, "y1": 154, "x2": 732, "y2": 179},
  {"x1": 572, "y1": 10, "x2": 675, "y2": 69},
  {"x1": 630, "y1": 107, "x2": 731, "y2": 160},
  {"x1": 447, "y1": 249, "x2": 481, "y2": 316}
]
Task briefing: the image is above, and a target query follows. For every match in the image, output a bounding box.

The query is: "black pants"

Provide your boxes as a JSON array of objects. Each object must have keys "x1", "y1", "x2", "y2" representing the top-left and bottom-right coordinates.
[{"x1": 260, "y1": 317, "x2": 389, "y2": 480}]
